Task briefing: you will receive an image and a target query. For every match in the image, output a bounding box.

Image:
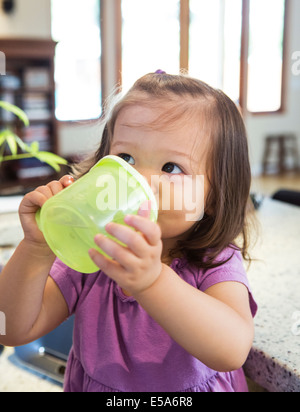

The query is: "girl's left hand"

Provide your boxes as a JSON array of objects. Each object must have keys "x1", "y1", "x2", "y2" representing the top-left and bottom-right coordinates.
[{"x1": 88, "y1": 201, "x2": 163, "y2": 296}]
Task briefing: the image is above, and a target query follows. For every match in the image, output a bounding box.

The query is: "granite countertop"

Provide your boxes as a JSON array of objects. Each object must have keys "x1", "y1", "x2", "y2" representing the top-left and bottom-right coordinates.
[
  {"x1": 0, "y1": 209, "x2": 63, "y2": 392},
  {"x1": 0, "y1": 199, "x2": 300, "y2": 392},
  {"x1": 244, "y1": 198, "x2": 300, "y2": 392},
  {"x1": 0, "y1": 347, "x2": 63, "y2": 392}
]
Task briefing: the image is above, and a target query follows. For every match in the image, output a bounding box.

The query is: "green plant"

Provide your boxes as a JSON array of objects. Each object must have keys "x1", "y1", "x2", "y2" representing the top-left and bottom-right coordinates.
[{"x1": 0, "y1": 101, "x2": 67, "y2": 172}]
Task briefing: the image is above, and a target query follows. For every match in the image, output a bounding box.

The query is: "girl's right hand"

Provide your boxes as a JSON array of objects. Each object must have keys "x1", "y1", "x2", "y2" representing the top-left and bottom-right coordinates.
[{"x1": 19, "y1": 175, "x2": 74, "y2": 247}]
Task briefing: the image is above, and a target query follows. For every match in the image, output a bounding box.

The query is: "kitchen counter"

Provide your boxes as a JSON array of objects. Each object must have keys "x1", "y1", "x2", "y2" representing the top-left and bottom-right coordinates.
[
  {"x1": 0, "y1": 347, "x2": 62, "y2": 392},
  {"x1": 244, "y1": 198, "x2": 300, "y2": 392},
  {"x1": 0, "y1": 199, "x2": 300, "y2": 392},
  {"x1": 0, "y1": 208, "x2": 63, "y2": 392}
]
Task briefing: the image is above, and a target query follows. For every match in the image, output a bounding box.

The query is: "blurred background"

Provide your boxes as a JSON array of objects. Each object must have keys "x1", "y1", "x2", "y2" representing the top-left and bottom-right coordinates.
[
  {"x1": 0, "y1": 0, "x2": 300, "y2": 393},
  {"x1": 0, "y1": 0, "x2": 299, "y2": 196}
]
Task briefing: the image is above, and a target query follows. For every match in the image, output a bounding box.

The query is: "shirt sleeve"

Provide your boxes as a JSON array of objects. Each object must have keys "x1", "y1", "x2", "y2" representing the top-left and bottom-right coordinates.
[
  {"x1": 49, "y1": 258, "x2": 85, "y2": 316},
  {"x1": 196, "y1": 248, "x2": 258, "y2": 318}
]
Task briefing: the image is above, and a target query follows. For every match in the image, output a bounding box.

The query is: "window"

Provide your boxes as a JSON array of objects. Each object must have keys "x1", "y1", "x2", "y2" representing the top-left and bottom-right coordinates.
[
  {"x1": 50, "y1": 1, "x2": 287, "y2": 117},
  {"x1": 189, "y1": 0, "x2": 243, "y2": 104},
  {"x1": 119, "y1": 0, "x2": 287, "y2": 114},
  {"x1": 51, "y1": 0, "x2": 101, "y2": 121},
  {"x1": 121, "y1": 0, "x2": 180, "y2": 93},
  {"x1": 247, "y1": 0, "x2": 286, "y2": 113}
]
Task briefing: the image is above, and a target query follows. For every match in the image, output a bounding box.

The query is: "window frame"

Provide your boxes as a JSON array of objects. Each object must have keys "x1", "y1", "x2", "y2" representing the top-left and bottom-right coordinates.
[
  {"x1": 51, "y1": 0, "x2": 103, "y2": 125},
  {"x1": 100, "y1": 0, "x2": 122, "y2": 107},
  {"x1": 115, "y1": 0, "x2": 288, "y2": 116},
  {"x1": 240, "y1": 0, "x2": 289, "y2": 116}
]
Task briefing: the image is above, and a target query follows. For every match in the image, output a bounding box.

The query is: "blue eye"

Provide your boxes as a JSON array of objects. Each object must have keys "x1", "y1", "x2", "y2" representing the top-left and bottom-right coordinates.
[
  {"x1": 162, "y1": 163, "x2": 183, "y2": 174},
  {"x1": 119, "y1": 153, "x2": 135, "y2": 165}
]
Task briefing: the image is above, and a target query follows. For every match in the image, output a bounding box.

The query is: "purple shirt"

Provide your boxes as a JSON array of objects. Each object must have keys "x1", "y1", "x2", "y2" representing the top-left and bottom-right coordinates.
[{"x1": 50, "y1": 247, "x2": 257, "y2": 392}]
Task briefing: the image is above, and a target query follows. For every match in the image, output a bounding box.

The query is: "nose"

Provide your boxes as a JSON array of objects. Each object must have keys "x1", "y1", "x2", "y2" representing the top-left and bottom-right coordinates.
[{"x1": 137, "y1": 168, "x2": 159, "y2": 197}]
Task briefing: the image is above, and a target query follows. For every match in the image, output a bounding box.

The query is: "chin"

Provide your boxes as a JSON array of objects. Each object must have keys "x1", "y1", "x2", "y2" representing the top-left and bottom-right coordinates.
[{"x1": 158, "y1": 221, "x2": 189, "y2": 241}]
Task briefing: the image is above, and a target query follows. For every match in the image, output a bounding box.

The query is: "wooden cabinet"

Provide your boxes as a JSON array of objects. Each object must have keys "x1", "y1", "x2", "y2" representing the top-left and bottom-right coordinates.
[{"x1": 0, "y1": 39, "x2": 59, "y2": 194}]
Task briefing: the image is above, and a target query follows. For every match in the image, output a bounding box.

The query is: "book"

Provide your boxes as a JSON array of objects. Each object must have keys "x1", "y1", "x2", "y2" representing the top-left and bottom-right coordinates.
[
  {"x1": 16, "y1": 158, "x2": 53, "y2": 180},
  {"x1": 0, "y1": 92, "x2": 15, "y2": 121},
  {"x1": 0, "y1": 72, "x2": 21, "y2": 90},
  {"x1": 23, "y1": 68, "x2": 50, "y2": 89},
  {"x1": 22, "y1": 92, "x2": 51, "y2": 121}
]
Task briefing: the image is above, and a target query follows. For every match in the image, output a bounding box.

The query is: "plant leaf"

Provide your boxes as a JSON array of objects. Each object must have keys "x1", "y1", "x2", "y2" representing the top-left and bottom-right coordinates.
[
  {"x1": 6, "y1": 134, "x2": 18, "y2": 156},
  {"x1": 30, "y1": 141, "x2": 39, "y2": 153},
  {"x1": 36, "y1": 151, "x2": 68, "y2": 165},
  {"x1": 0, "y1": 133, "x2": 6, "y2": 147},
  {"x1": 14, "y1": 135, "x2": 29, "y2": 152},
  {"x1": 34, "y1": 151, "x2": 68, "y2": 172},
  {"x1": 0, "y1": 101, "x2": 29, "y2": 127}
]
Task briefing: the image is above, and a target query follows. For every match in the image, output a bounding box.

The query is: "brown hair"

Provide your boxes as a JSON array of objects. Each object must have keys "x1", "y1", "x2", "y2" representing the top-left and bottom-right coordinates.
[{"x1": 72, "y1": 72, "x2": 255, "y2": 269}]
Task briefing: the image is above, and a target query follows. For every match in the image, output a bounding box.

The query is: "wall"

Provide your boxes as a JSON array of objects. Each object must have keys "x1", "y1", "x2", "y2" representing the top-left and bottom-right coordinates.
[
  {"x1": 245, "y1": 0, "x2": 300, "y2": 175},
  {"x1": 0, "y1": 0, "x2": 51, "y2": 38}
]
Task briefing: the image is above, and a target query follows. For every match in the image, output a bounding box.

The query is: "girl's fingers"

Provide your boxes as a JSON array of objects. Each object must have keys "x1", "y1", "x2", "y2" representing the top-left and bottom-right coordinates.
[
  {"x1": 46, "y1": 176, "x2": 74, "y2": 196},
  {"x1": 104, "y1": 223, "x2": 148, "y2": 258},
  {"x1": 21, "y1": 190, "x2": 49, "y2": 211},
  {"x1": 46, "y1": 180, "x2": 65, "y2": 196},
  {"x1": 34, "y1": 177, "x2": 69, "y2": 200},
  {"x1": 35, "y1": 185, "x2": 53, "y2": 198},
  {"x1": 20, "y1": 176, "x2": 74, "y2": 214},
  {"x1": 123, "y1": 215, "x2": 161, "y2": 247},
  {"x1": 94, "y1": 233, "x2": 137, "y2": 269},
  {"x1": 59, "y1": 175, "x2": 74, "y2": 188},
  {"x1": 88, "y1": 248, "x2": 126, "y2": 281}
]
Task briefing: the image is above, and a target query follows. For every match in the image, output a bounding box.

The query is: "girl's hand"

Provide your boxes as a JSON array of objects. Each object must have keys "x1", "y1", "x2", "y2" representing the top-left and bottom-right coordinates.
[
  {"x1": 19, "y1": 175, "x2": 74, "y2": 247},
  {"x1": 89, "y1": 201, "x2": 163, "y2": 296}
]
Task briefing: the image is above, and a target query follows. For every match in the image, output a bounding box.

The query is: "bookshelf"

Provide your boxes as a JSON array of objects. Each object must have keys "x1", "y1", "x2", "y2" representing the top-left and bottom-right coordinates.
[{"x1": 0, "y1": 39, "x2": 60, "y2": 195}]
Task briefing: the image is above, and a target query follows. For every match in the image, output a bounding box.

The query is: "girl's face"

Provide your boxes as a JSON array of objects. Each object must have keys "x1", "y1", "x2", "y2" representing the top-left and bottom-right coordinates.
[{"x1": 110, "y1": 104, "x2": 209, "y2": 249}]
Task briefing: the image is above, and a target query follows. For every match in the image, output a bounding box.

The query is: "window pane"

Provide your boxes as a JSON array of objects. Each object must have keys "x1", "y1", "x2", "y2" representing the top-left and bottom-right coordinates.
[
  {"x1": 189, "y1": 0, "x2": 224, "y2": 88},
  {"x1": 189, "y1": 0, "x2": 242, "y2": 103},
  {"x1": 51, "y1": 0, "x2": 101, "y2": 121},
  {"x1": 121, "y1": 0, "x2": 180, "y2": 93},
  {"x1": 223, "y1": 0, "x2": 243, "y2": 103},
  {"x1": 247, "y1": 0, "x2": 285, "y2": 113}
]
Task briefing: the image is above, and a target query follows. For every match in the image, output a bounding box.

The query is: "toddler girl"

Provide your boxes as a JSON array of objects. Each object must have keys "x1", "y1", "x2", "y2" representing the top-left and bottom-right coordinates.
[{"x1": 0, "y1": 72, "x2": 257, "y2": 392}]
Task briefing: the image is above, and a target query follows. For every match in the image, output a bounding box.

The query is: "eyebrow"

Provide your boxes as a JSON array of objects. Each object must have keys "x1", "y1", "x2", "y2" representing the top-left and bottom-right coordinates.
[
  {"x1": 110, "y1": 141, "x2": 135, "y2": 150},
  {"x1": 112, "y1": 141, "x2": 193, "y2": 160}
]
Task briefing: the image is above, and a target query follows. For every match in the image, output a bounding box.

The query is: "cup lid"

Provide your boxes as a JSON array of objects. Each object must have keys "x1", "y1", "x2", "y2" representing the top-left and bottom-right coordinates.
[{"x1": 92, "y1": 155, "x2": 158, "y2": 220}]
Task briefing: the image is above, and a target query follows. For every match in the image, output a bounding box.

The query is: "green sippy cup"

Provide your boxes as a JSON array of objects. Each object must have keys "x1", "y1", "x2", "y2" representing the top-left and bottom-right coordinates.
[{"x1": 36, "y1": 155, "x2": 158, "y2": 273}]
